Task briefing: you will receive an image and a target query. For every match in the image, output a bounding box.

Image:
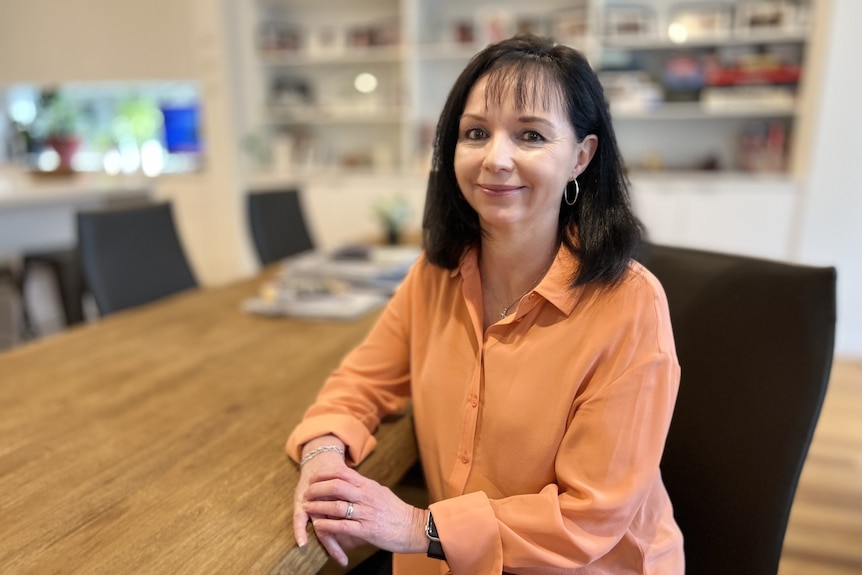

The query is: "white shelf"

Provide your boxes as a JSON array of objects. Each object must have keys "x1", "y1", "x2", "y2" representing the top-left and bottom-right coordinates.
[
  {"x1": 260, "y1": 46, "x2": 404, "y2": 67},
  {"x1": 269, "y1": 107, "x2": 405, "y2": 125},
  {"x1": 627, "y1": 169, "x2": 799, "y2": 184},
  {"x1": 613, "y1": 100, "x2": 798, "y2": 120},
  {"x1": 601, "y1": 30, "x2": 809, "y2": 51},
  {"x1": 415, "y1": 43, "x2": 479, "y2": 61}
]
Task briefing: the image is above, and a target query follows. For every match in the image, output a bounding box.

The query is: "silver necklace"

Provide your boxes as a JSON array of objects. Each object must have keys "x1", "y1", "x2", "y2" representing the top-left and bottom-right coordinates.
[{"x1": 483, "y1": 264, "x2": 551, "y2": 319}]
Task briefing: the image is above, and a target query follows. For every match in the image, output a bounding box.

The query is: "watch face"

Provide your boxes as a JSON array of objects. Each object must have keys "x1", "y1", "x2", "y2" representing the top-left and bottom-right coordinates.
[{"x1": 426, "y1": 511, "x2": 440, "y2": 540}]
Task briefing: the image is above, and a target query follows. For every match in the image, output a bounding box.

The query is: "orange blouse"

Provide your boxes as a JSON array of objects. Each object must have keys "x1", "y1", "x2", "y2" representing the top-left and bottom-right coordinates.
[{"x1": 287, "y1": 246, "x2": 684, "y2": 575}]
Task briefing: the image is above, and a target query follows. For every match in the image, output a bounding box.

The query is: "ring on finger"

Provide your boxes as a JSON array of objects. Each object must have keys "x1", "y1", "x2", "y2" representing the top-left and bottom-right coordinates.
[{"x1": 345, "y1": 502, "x2": 355, "y2": 520}]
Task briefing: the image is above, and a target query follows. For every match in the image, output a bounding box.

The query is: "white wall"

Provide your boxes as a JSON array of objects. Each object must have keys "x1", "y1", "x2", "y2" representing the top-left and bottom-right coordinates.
[
  {"x1": 0, "y1": 0, "x2": 195, "y2": 83},
  {"x1": 152, "y1": 0, "x2": 256, "y2": 286},
  {"x1": 796, "y1": 0, "x2": 862, "y2": 358},
  {"x1": 0, "y1": 0, "x2": 257, "y2": 287}
]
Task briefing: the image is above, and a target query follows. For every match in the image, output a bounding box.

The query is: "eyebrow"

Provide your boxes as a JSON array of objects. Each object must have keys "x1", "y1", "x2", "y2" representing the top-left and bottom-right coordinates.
[
  {"x1": 518, "y1": 115, "x2": 555, "y2": 128},
  {"x1": 459, "y1": 113, "x2": 556, "y2": 129}
]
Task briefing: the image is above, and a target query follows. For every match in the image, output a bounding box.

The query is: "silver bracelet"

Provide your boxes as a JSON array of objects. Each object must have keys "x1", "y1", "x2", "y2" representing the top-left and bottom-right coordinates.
[{"x1": 300, "y1": 445, "x2": 345, "y2": 466}]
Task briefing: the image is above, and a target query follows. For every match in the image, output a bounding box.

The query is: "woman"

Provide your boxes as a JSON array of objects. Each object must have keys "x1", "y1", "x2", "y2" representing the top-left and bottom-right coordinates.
[{"x1": 287, "y1": 34, "x2": 683, "y2": 574}]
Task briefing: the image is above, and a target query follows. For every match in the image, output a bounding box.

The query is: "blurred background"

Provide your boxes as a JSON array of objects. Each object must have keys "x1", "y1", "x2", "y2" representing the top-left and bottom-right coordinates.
[{"x1": 0, "y1": 0, "x2": 859, "y2": 359}]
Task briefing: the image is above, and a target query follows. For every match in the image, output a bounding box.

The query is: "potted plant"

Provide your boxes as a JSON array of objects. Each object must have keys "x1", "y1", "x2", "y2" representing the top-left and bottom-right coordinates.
[
  {"x1": 373, "y1": 194, "x2": 411, "y2": 245},
  {"x1": 36, "y1": 88, "x2": 82, "y2": 171}
]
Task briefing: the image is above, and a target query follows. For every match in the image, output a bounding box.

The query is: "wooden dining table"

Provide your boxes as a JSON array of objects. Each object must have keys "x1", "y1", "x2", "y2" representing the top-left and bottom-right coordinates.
[{"x1": 0, "y1": 270, "x2": 418, "y2": 574}]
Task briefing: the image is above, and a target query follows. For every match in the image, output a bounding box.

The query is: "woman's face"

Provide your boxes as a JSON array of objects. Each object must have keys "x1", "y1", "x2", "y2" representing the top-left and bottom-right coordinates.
[{"x1": 454, "y1": 73, "x2": 594, "y2": 236}]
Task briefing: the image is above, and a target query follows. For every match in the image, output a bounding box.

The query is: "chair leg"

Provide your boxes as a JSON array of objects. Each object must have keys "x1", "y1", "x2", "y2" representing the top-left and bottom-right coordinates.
[
  {"x1": 22, "y1": 249, "x2": 87, "y2": 328},
  {"x1": 1, "y1": 267, "x2": 37, "y2": 341},
  {"x1": 49, "y1": 259, "x2": 87, "y2": 325},
  {"x1": 18, "y1": 285, "x2": 37, "y2": 340}
]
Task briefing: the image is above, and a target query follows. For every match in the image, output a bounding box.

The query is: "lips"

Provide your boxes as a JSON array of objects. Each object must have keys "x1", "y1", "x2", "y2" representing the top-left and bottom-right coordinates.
[{"x1": 479, "y1": 183, "x2": 523, "y2": 193}]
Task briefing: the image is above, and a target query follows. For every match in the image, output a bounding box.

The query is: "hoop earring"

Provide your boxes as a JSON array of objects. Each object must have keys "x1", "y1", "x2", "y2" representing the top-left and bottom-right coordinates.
[{"x1": 564, "y1": 179, "x2": 579, "y2": 206}]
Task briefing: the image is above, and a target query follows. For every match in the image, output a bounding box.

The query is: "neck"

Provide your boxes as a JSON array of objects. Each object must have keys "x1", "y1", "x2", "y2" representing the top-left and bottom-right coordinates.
[{"x1": 479, "y1": 230, "x2": 559, "y2": 311}]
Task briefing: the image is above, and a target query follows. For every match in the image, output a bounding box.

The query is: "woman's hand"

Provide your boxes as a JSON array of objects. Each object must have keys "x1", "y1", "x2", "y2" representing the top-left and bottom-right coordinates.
[
  {"x1": 302, "y1": 466, "x2": 428, "y2": 555},
  {"x1": 294, "y1": 437, "x2": 359, "y2": 566}
]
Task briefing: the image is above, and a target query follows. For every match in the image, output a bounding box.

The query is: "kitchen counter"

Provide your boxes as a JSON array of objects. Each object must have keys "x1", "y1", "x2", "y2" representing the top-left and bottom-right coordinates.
[
  {"x1": 0, "y1": 168, "x2": 153, "y2": 209},
  {"x1": 0, "y1": 167, "x2": 154, "y2": 255}
]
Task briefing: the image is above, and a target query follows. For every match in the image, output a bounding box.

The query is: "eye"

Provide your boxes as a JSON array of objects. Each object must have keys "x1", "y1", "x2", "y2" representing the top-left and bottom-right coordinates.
[
  {"x1": 462, "y1": 127, "x2": 488, "y2": 141},
  {"x1": 520, "y1": 130, "x2": 546, "y2": 143}
]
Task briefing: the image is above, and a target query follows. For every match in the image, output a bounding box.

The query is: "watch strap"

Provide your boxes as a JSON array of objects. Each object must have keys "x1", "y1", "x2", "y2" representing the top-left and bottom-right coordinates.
[{"x1": 425, "y1": 511, "x2": 446, "y2": 560}]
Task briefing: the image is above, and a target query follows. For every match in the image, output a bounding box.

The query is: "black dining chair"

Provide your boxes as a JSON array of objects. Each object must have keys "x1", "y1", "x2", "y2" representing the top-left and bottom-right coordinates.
[
  {"x1": 22, "y1": 246, "x2": 88, "y2": 326},
  {"x1": 77, "y1": 202, "x2": 198, "y2": 315},
  {"x1": 247, "y1": 188, "x2": 315, "y2": 265},
  {"x1": 635, "y1": 243, "x2": 837, "y2": 575}
]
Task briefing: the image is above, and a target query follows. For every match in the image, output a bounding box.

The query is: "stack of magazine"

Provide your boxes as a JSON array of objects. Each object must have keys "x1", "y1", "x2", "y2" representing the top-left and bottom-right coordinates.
[{"x1": 241, "y1": 245, "x2": 422, "y2": 320}]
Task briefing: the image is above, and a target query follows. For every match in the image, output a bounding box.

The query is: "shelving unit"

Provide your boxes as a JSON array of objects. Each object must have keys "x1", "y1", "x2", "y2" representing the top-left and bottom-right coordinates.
[
  {"x1": 252, "y1": 0, "x2": 405, "y2": 173},
  {"x1": 240, "y1": 0, "x2": 817, "y2": 259},
  {"x1": 248, "y1": 0, "x2": 811, "y2": 176}
]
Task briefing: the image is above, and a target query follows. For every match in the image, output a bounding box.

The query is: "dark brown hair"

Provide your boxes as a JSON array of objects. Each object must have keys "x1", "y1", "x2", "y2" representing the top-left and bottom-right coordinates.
[{"x1": 422, "y1": 34, "x2": 643, "y2": 286}]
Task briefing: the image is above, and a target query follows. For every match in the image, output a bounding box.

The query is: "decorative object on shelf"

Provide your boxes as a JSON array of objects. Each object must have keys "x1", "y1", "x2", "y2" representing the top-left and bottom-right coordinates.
[
  {"x1": 348, "y1": 27, "x2": 374, "y2": 48},
  {"x1": 667, "y1": 2, "x2": 734, "y2": 43},
  {"x1": 307, "y1": 25, "x2": 345, "y2": 56},
  {"x1": 701, "y1": 85, "x2": 797, "y2": 112},
  {"x1": 258, "y1": 22, "x2": 302, "y2": 54},
  {"x1": 735, "y1": 1, "x2": 798, "y2": 35},
  {"x1": 515, "y1": 14, "x2": 548, "y2": 38},
  {"x1": 370, "y1": 19, "x2": 400, "y2": 47},
  {"x1": 240, "y1": 129, "x2": 274, "y2": 172},
  {"x1": 347, "y1": 19, "x2": 400, "y2": 49},
  {"x1": 551, "y1": 4, "x2": 589, "y2": 46},
  {"x1": 602, "y1": 4, "x2": 658, "y2": 39},
  {"x1": 475, "y1": 8, "x2": 514, "y2": 47},
  {"x1": 373, "y1": 194, "x2": 411, "y2": 245},
  {"x1": 700, "y1": 42, "x2": 801, "y2": 113},
  {"x1": 269, "y1": 77, "x2": 313, "y2": 118},
  {"x1": 450, "y1": 20, "x2": 475, "y2": 45},
  {"x1": 737, "y1": 120, "x2": 788, "y2": 172},
  {"x1": 661, "y1": 55, "x2": 706, "y2": 102},
  {"x1": 600, "y1": 71, "x2": 663, "y2": 114},
  {"x1": 704, "y1": 44, "x2": 803, "y2": 88}
]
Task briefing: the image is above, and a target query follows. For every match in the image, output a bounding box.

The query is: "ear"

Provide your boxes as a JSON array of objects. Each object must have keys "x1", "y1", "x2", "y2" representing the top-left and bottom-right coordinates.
[{"x1": 571, "y1": 134, "x2": 598, "y2": 179}]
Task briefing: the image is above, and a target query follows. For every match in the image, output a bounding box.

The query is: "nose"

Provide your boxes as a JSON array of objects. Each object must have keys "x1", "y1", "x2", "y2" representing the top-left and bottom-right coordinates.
[{"x1": 482, "y1": 133, "x2": 515, "y2": 172}]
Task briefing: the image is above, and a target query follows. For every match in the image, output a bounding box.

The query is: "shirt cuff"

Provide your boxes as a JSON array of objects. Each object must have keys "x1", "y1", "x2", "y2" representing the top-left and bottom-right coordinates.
[
  {"x1": 285, "y1": 413, "x2": 378, "y2": 467},
  {"x1": 429, "y1": 491, "x2": 502, "y2": 574}
]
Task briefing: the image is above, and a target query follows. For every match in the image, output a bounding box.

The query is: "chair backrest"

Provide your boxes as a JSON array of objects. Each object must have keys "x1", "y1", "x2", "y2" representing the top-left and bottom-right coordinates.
[
  {"x1": 77, "y1": 202, "x2": 197, "y2": 315},
  {"x1": 635, "y1": 243, "x2": 836, "y2": 575},
  {"x1": 247, "y1": 188, "x2": 314, "y2": 265}
]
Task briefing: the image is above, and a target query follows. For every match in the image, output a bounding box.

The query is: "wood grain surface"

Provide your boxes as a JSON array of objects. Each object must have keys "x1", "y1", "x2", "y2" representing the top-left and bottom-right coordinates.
[
  {"x1": 778, "y1": 359, "x2": 862, "y2": 575},
  {"x1": 0, "y1": 272, "x2": 417, "y2": 575}
]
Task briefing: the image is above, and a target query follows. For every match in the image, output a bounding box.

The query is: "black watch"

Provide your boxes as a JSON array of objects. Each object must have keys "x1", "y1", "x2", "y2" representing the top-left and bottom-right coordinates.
[{"x1": 425, "y1": 511, "x2": 446, "y2": 560}]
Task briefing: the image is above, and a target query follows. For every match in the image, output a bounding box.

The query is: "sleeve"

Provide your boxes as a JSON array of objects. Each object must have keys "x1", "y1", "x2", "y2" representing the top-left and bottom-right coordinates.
[
  {"x1": 432, "y1": 274, "x2": 680, "y2": 574},
  {"x1": 285, "y1": 257, "x2": 421, "y2": 467}
]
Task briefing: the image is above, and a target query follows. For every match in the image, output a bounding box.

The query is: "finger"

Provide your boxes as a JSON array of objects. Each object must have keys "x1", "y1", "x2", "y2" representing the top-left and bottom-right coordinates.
[
  {"x1": 293, "y1": 507, "x2": 311, "y2": 547},
  {"x1": 312, "y1": 516, "x2": 365, "y2": 540},
  {"x1": 308, "y1": 465, "x2": 364, "y2": 486},
  {"x1": 334, "y1": 532, "x2": 366, "y2": 551},
  {"x1": 304, "y1": 478, "x2": 363, "y2": 504},
  {"x1": 303, "y1": 499, "x2": 357, "y2": 520},
  {"x1": 316, "y1": 530, "x2": 349, "y2": 567}
]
